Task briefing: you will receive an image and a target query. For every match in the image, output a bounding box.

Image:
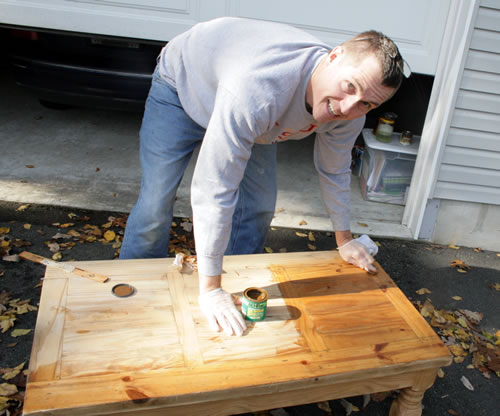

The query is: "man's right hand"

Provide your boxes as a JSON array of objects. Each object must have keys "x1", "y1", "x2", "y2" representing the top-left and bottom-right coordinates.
[{"x1": 198, "y1": 288, "x2": 247, "y2": 336}]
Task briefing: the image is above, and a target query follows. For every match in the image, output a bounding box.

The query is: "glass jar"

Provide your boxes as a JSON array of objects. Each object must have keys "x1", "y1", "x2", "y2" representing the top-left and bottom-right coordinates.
[
  {"x1": 400, "y1": 130, "x2": 413, "y2": 146},
  {"x1": 375, "y1": 112, "x2": 397, "y2": 143}
]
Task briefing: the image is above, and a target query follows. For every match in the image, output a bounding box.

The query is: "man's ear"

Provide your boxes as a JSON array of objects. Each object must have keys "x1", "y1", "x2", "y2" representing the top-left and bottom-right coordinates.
[{"x1": 328, "y1": 46, "x2": 344, "y2": 63}]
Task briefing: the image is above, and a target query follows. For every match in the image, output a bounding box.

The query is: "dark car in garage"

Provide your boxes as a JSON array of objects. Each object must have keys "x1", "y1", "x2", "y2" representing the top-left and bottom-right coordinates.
[{"x1": 4, "y1": 27, "x2": 163, "y2": 111}]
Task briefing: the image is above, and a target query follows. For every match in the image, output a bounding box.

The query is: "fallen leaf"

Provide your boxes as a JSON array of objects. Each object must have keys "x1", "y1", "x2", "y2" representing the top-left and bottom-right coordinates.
[
  {"x1": 473, "y1": 247, "x2": 483, "y2": 253},
  {"x1": 0, "y1": 317, "x2": 16, "y2": 333},
  {"x1": 420, "y1": 300, "x2": 435, "y2": 318},
  {"x1": 339, "y1": 398, "x2": 359, "y2": 415},
  {"x1": 448, "y1": 244, "x2": 460, "y2": 250},
  {"x1": 448, "y1": 410, "x2": 460, "y2": 415},
  {"x1": 25, "y1": 164, "x2": 35, "y2": 168},
  {"x1": 307, "y1": 243, "x2": 316, "y2": 251},
  {"x1": 437, "y1": 368, "x2": 445, "y2": 378},
  {"x1": 308, "y1": 231, "x2": 315, "y2": 242},
  {"x1": 11, "y1": 328, "x2": 32, "y2": 337},
  {"x1": 47, "y1": 242, "x2": 60, "y2": 252},
  {"x1": 452, "y1": 296, "x2": 462, "y2": 301},
  {"x1": 489, "y1": 282, "x2": 500, "y2": 291},
  {"x1": 264, "y1": 247, "x2": 273, "y2": 253},
  {"x1": 2, "y1": 255, "x2": 19, "y2": 262},
  {"x1": 358, "y1": 222, "x2": 368, "y2": 227},
  {"x1": 16, "y1": 204, "x2": 30, "y2": 211},
  {"x1": 0, "y1": 228, "x2": 10, "y2": 234},
  {"x1": 66, "y1": 230, "x2": 80, "y2": 237},
  {"x1": 52, "y1": 252, "x2": 62, "y2": 261},
  {"x1": 1, "y1": 362, "x2": 25, "y2": 380},
  {"x1": 0, "y1": 383, "x2": 17, "y2": 396},
  {"x1": 448, "y1": 344, "x2": 467, "y2": 357},
  {"x1": 459, "y1": 309, "x2": 483, "y2": 323},
  {"x1": 295, "y1": 232, "x2": 308, "y2": 238},
  {"x1": 416, "y1": 288, "x2": 432, "y2": 295},
  {"x1": 316, "y1": 401, "x2": 332, "y2": 414},
  {"x1": 460, "y1": 375, "x2": 474, "y2": 391},
  {"x1": 298, "y1": 220, "x2": 307, "y2": 226},
  {"x1": 362, "y1": 393, "x2": 370, "y2": 408},
  {"x1": 23, "y1": 223, "x2": 32, "y2": 230},
  {"x1": 450, "y1": 259, "x2": 471, "y2": 271},
  {"x1": 58, "y1": 223, "x2": 75, "y2": 228},
  {"x1": 104, "y1": 230, "x2": 116, "y2": 241}
]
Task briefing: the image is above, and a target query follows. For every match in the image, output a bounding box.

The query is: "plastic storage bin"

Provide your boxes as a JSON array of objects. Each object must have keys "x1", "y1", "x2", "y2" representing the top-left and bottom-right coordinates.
[{"x1": 360, "y1": 129, "x2": 420, "y2": 205}]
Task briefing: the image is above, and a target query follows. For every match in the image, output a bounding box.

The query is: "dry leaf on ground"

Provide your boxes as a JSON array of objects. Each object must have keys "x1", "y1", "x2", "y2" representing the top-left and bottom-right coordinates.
[
  {"x1": 450, "y1": 259, "x2": 471, "y2": 271},
  {"x1": 460, "y1": 375, "x2": 474, "y2": 391}
]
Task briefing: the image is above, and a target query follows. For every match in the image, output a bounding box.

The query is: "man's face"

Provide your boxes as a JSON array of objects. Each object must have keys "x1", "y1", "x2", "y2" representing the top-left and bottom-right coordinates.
[{"x1": 306, "y1": 46, "x2": 396, "y2": 124}]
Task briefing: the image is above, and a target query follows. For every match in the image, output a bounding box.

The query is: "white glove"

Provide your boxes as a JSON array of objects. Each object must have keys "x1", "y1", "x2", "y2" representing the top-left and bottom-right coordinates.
[
  {"x1": 338, "y1": 234, "x2": 378, "y2": 272},
  {"x1": 199, "y1": 288, "x2": 247, "y2": 336}
]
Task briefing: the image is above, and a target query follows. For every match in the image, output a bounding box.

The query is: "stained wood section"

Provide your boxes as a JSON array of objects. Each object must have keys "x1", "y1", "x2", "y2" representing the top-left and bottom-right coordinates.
[{"x1": 24, "y1": 251, "x2": 451, "y2": 416}]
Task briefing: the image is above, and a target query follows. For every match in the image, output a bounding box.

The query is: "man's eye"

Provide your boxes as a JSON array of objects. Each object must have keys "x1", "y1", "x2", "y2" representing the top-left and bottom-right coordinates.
[
  {"x1": 347, "y1": 82, "x2": 355, "y2": 92},
  {"x1": 362, "y1": 101, "x2": 371, "y2": 109}
]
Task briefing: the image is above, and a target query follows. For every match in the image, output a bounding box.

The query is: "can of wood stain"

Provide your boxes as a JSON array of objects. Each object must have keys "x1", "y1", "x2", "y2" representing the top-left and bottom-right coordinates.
[{"x1": 242, "y1": 287, "x2": 268, "y2": 321}]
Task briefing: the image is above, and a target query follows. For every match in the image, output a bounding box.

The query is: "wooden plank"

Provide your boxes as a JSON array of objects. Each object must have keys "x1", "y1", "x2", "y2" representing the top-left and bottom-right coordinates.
[
  {"x1": 166, "y1": 269, "x2": 204, "y2": 367},
  {"x1": 19, "y1": 251, "x2": 109, "y2": 282},
  {"x1": 27, "y1": 277, "x2": 68, "y2": 382},
  {"x1": 75, "y1": 370, "x2": 426, "y2": 416}
]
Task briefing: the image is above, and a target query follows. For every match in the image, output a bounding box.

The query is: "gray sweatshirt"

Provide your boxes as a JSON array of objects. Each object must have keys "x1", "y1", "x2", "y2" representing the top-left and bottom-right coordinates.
[{"x1": 158, "y1": 17, "x2": 364, "y2": 276}]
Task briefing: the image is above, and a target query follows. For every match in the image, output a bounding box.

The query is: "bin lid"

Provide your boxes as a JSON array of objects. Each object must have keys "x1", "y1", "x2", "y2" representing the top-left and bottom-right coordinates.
[{"x1": 362, "y1": 128, "x2": 420, "y2": 155}]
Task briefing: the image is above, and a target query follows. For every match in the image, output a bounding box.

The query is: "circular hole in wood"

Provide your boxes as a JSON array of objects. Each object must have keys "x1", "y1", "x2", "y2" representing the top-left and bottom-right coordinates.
[{"x1": 111, "y1": 283, "x2": 136, "y2": 298}]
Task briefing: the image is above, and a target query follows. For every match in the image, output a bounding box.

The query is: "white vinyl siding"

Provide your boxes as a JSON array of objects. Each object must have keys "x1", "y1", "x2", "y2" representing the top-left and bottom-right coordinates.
[{"x1": 434, "y1": 1, "x2": 500, "y2": 205}]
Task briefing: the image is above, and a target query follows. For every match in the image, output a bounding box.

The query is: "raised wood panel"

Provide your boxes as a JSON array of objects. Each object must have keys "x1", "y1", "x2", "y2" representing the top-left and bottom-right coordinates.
[
  {"x1": 447, "y1": 127, "x2": 500, "y2": 151},
  {"x1": 434, "y1": 181, "x2": 500, "y2": 205},
  {"x1": 465, "y1": 49, "x2": 500, "y2": 73},
  {"x1": 461, "y1": 69, "x2": 500, "y2": 94},
  {"x1": 451, "y1": 108, "x2": 500, "y2": 134},
  {"x1": 470, "y1": 28, "x2": 500, "y2": 54},
  {"x1": 441, "y1": 146, "x2": 500, "y2": 169},
  {"x1": 455, "y1": 89, "x2": 500, "y2": 114},
  {"x1": 438, "y1": 163, "x2": 500, "y2": 187}
]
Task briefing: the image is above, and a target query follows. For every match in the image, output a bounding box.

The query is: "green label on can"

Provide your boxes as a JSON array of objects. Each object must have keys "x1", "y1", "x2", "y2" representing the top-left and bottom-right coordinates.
[{"x1": 242, "y1": 287, "x2": 268, "y2": 321}]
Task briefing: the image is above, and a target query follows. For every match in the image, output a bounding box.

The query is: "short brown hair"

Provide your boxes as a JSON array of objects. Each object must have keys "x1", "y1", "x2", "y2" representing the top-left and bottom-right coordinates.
[{"x1": 342, "y1": 30, "x2": 404, "y2": 89}]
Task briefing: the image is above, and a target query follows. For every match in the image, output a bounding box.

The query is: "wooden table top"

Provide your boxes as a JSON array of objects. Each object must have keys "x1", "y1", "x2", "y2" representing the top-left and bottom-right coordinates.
[{"x1": 24, "y1": 251, "x2": 451, "y2": 415}]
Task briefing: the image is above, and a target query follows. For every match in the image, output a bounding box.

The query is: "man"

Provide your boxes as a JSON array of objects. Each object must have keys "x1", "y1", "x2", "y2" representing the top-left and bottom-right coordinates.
[{"x1": 120, "y1": 17, "x2": 404, "y2": 337}]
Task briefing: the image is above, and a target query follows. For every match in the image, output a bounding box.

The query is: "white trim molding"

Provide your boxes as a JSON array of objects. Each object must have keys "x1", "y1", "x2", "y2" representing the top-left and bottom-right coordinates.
[{"x1": 403, "y1": 0, "x2": 480, "y2": 239}]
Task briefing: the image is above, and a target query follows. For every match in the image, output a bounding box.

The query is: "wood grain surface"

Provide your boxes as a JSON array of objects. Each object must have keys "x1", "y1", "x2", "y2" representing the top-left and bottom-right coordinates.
[{"x1": 24, "y1": 251, "x2": 451, "y2": 416}]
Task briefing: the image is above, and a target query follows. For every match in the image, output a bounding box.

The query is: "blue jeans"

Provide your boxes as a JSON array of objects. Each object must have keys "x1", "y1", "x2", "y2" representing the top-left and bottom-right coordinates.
[{"x1": 120, "y1": 71, "x2": 277, "y2": 260}]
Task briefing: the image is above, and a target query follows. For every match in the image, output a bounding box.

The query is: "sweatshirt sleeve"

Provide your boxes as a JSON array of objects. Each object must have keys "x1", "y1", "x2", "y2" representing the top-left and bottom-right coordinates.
[
  {"x1": 314, "y1": 117, "x2": 365, "y2": 231},
  {"x1": 191, "y1": 86, "x2": 271, "y2": 276}
]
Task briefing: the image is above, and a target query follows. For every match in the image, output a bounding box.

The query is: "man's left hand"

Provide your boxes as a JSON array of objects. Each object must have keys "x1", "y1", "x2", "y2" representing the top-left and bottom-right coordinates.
[{"x1": 338, "y1": 234, "x2": 378, "y2": 273}]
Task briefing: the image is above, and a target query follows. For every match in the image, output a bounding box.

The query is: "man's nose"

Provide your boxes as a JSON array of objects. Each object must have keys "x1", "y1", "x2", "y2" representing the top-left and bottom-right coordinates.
[{"x1": 340, "y1": 96, "x2": 359, "y2": 116}]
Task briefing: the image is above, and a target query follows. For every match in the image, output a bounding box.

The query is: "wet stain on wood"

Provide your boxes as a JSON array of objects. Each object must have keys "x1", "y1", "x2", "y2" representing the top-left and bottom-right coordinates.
[{"x1": 125, "y1": 387, "x2": 150, "y2": 404}]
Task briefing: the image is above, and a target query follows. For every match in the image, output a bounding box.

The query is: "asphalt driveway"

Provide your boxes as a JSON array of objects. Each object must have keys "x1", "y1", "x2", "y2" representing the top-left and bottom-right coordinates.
[{"x1": 1, "y1": 201, "x2": 498, "y2": 416}]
